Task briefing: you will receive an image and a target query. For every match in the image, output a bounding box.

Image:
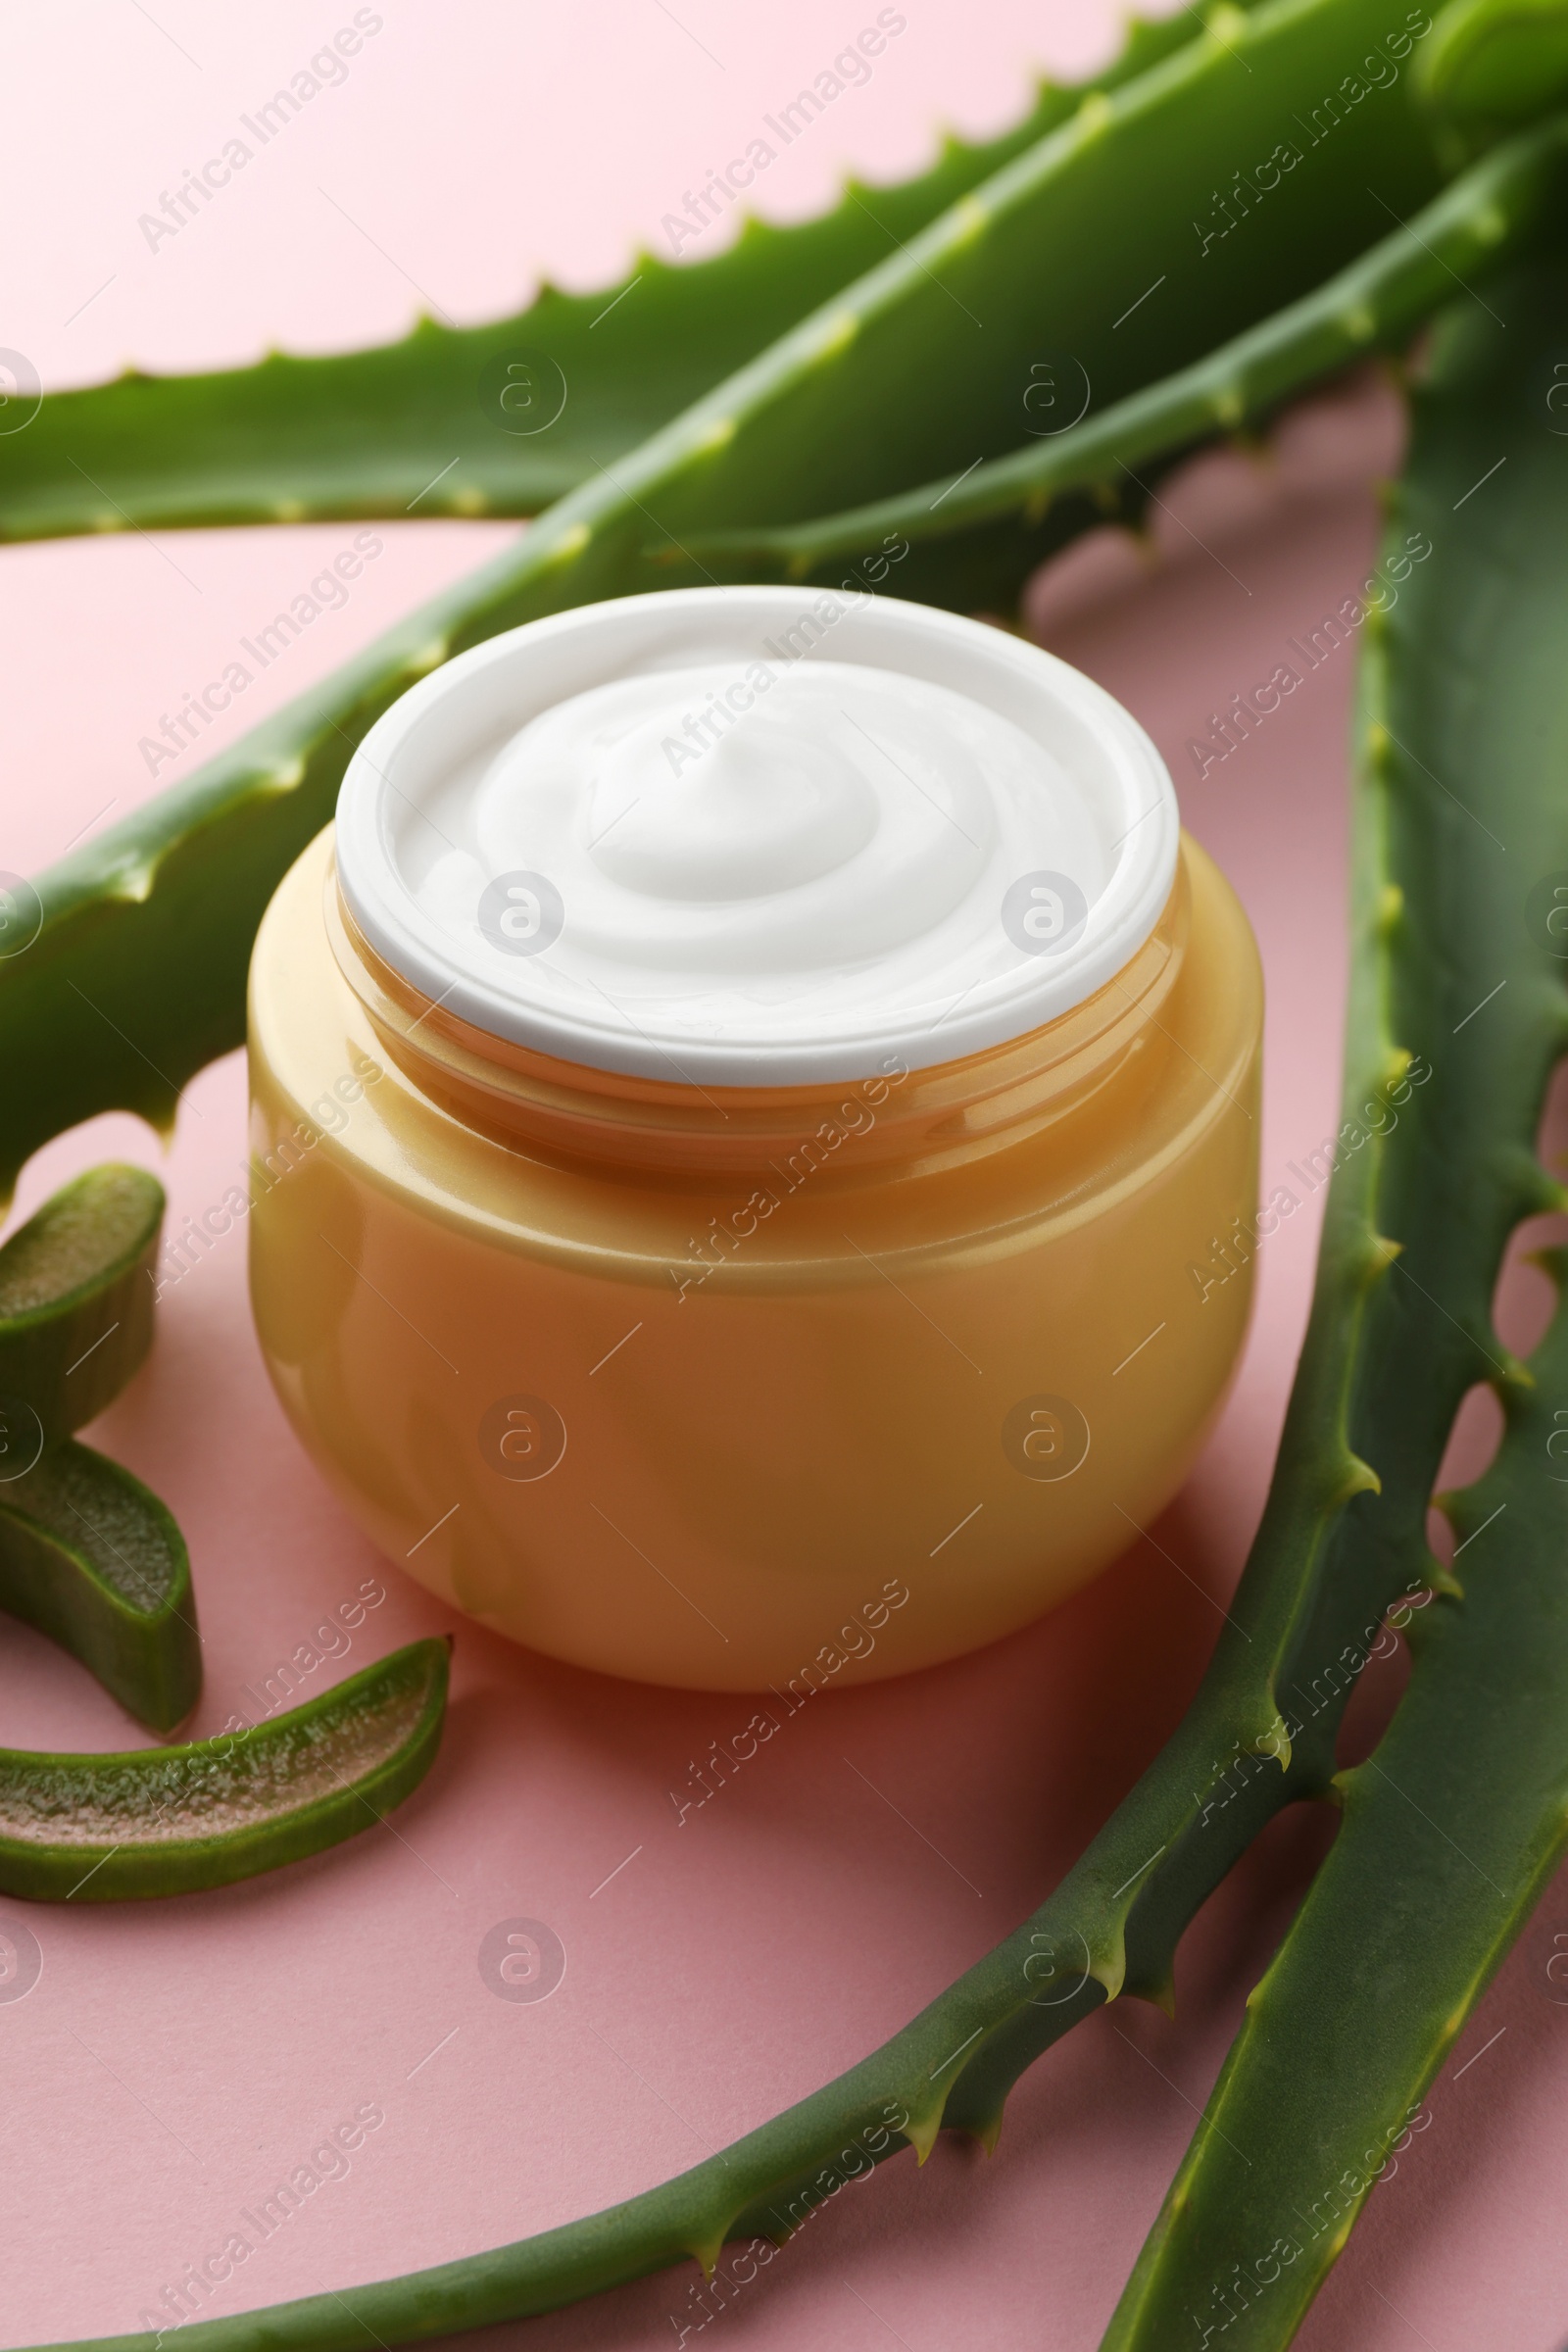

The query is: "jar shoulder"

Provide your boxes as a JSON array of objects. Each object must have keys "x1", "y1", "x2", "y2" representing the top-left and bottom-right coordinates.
[{"x1": 248, "y1": 826, "x2": 1260, "y2": 1280}]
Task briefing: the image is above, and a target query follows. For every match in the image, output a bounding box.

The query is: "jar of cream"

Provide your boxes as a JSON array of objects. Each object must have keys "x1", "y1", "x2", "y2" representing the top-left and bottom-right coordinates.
[{"x1": 247, "y1": 588, "x2": 1261, "y2": 1690}]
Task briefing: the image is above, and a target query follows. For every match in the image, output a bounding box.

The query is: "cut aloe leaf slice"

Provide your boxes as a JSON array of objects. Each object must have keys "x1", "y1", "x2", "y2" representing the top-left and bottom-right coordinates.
[
  {"x1": 0, "y1": 1439, "x2": 200, "y2": 1733},
  {"x1": 0, "y1": 1164, "x2": 164, "y2": 1442},
  {"x1": 0, "y1": 1636, "x2": 449, "y2": 1901}
]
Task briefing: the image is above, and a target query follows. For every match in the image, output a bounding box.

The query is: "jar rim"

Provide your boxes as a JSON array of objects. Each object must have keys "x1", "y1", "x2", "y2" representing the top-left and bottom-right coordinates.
[{"x1": 334, "y1": 587, "x2": 1179, "y2": 1086}]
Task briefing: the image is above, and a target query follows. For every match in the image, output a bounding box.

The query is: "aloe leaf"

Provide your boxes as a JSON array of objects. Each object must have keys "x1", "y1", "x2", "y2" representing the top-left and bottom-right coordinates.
[
  {"x1": 0, "y1": 1162, "x2": 164, "y2": 1443},
  {"x1": 679, "y1": 120, "x2": 1568, "y2": 607},
  {"x1": 1102, "y1": 252, "x2": 1568, "y2": 2349},
  {"x1": 0, "y1": 1439, "x2": 200, "y2": 1734},
  {"x1": 0, "y1": 0, "x2": 1456, "y2": 1197},
  {"x1": 0, "y1": 1636, "x2": 448, "y2": 1900},
  {"x1": 0, "y1": 13, "x2": 1206, "y2": 545},
  {"x1": 612, "y1": 0, "x2": 1449, "y2": 534},
  {"x1": 1104, "y1": 1291, "x2": 1568, "y2": 2350},
  {"x1": 1419, "y1": 0, "x2": 1568, "y2": 126},
  {"x1": 22, "y1": 272, "x2": 1568, "y2": 2352}
]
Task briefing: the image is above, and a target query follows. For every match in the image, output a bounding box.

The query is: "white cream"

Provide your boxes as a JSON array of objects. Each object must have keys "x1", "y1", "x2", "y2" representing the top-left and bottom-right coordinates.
[{"x1": 335, "y1": 590, "x2": 1178, "y2": 1084}]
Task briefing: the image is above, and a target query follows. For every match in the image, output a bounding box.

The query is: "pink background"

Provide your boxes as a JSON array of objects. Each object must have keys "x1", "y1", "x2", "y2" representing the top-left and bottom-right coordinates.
[{"x1": 3, "y1": 6, "x2": 1564, "y2": 2348}]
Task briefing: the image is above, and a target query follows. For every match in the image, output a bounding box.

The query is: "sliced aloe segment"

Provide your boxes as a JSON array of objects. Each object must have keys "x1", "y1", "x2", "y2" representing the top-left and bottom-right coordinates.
[
  {"x1": 0, "y1": 1636, "x2": 449, "y2": 1901},
  {"x1": 0, "y1": 1439, "x2": 199, "y2": 1732},
  {"x1": 0, "y1": 1164, "x2": 164, "y2": 1441}
]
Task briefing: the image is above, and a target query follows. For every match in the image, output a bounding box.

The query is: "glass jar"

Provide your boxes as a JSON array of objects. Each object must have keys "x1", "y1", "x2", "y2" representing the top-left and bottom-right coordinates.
[{"x1": 247, "y1": 590, "x2": 1261, "y2": 1690}]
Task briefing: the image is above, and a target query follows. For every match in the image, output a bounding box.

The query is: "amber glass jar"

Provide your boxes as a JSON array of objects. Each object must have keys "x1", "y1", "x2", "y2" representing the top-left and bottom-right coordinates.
[{"x1": 247, "y1": 591, "x2": 1260, "y2": 1689}]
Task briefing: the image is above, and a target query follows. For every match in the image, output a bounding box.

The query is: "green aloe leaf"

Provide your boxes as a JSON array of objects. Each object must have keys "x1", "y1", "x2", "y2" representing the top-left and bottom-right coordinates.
[
  {"x1": 678, "y1": 120, "x2": 1568, "y2": 605},
  {"x1": 1419, "y1": 0, "x2": 1568, "y2": 126},
  {"x1": 1103, "y1": 253, "x2": 1568, "y2": 2349},
  {"x1": 0, "y1": 1439, "x2": 200, "y2": 1734},
  {"x1": 22, "y1": 253, "x2": 1568, "y2": 2352},
  {"x1": 0, "y1": 0, "x2": 1456, "y2": 1197},
  {"x1": 0, "y1": 13, "x2": 1205, "y2": 545},
  {"x1": 0, "y1": 1162, "x2": 165, "y2": 1443},
  {"x1": 0, "y1": 1636, "x2": 449, "y2": 1900},
  {"x1": 1106, "y1": 1284, "x2": 1568, "y2": 2350}
]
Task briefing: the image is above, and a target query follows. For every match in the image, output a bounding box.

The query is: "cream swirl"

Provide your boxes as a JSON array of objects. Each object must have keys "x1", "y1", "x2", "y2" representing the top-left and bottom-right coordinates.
[{"x1": 337, "y1": 590, "x2": 1178, "y2": 1082}]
